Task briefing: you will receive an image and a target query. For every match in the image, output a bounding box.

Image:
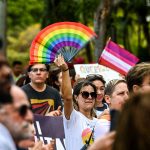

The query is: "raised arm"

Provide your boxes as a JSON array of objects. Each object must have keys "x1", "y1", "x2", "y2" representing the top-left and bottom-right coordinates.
[{"x1": 54, "y1": 54, "x2": 73, "y2": 119}]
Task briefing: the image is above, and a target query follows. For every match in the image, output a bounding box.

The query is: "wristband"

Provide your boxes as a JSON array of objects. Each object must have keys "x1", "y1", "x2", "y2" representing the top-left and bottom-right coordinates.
[{"x1": 62, "y1": 68, "x2": 69, "y2": 72}]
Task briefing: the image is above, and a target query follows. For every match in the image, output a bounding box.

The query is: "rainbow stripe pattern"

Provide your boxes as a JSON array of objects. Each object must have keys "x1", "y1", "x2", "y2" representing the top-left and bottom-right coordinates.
[{"x1": 30, "y1": 22, "x2": 97, "y2": 64}]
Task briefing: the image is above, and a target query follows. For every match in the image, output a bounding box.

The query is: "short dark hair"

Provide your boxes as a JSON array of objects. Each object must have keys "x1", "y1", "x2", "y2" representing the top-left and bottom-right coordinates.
[
  {"x1": 27, "y1": 64, "x2": 50, "y2": 72},
  {"x1": 47, "y1": 68, "x2": 61, "y2": 90},
  {"x1": 0, "y1": 88, "x2": 12, "y2": 105},
  {"x1": 86, "y1": 74, "x2": 106, "y2": 85},
  {"x1": 126, "y1": 62, "x2": 150, "y2": 93},
  {"x1": 12, "y1": 60, "x2": 22, "y2": 67}
]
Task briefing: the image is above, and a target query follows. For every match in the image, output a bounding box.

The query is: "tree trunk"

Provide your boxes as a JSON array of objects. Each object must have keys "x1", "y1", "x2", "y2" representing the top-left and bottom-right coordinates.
[
  {"x1": 94, "y1": 0, "x2": 113, "y2": 62},
  {"x1": 41, "y1": 0, "x2": 61, "y2": 28},
  {"x1": 82, "y1": 0, "x2": 92, "y2": 63},
  {"x1": 0, "y1": 0, "x2": 7, "y2": 56},
  {"x1": 142, "y1": 18, "x2": 150, "y2": 56},
  {"x1": 138, "y1": 7, "x2": 150, "y2": 57}
]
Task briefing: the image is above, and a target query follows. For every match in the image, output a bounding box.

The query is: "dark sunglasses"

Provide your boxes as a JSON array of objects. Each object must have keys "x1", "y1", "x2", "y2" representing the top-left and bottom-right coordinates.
[
  {"x1": 31, "y1": 68, "x2": 47, "y2": 73},
  {"x1": 80, "y1": 91, "x2": 97, "y2": 99},
  {"x1": 18, "y1": 105, "x2": 32, "y2": 117}
]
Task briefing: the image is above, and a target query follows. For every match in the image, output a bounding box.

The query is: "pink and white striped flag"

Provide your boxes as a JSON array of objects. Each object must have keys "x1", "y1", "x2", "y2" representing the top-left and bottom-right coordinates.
[{"x1": 99, "y1": 40, "x2": 139, "y2": 75}]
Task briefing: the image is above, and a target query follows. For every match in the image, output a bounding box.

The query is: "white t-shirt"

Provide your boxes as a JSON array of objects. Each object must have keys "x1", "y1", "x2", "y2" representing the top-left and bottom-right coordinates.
[{"x1": 63, "y1": 109, "x2": 110, "y2": 150}]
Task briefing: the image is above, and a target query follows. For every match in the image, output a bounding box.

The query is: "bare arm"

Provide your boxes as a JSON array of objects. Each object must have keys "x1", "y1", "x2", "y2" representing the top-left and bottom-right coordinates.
[{"x1": 54, "y1": 54, "x2": 73, "y2": 119}]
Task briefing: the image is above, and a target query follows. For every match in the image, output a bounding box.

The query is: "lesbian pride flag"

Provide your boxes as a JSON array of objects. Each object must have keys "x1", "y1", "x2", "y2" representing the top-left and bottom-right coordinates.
[{"x1": 99, "y1": 40, "x2": 139, "y2": 75}]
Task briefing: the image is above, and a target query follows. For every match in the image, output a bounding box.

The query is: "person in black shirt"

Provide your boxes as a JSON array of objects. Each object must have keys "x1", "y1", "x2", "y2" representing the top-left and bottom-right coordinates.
[{"x1": 22, "y1": 63, "x2": 62, "y2": 116}]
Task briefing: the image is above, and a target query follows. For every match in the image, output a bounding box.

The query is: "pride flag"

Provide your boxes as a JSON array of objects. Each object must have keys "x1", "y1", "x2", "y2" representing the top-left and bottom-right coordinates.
[{"x1": 98, "y1": 40, "x2": 139, "y2": 75}]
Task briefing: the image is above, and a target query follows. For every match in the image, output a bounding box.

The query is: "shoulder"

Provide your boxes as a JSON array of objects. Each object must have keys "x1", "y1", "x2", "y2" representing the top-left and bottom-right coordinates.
[
  {"x1": 0, "y1": 124, "x2": 16, "y2": 150},
  {"x1": 21, "y1": 83, "x2": 30, "y2": 90},
  {"x1": 46, "y1": 85, "x2": 57, "y2": 91},
  {"x1": 21, "y1": 84, "x2": 33, "y2": 95},
  {"x1": 104, "y1": 103, "x2": 109, "y2": 108},
  {"x1": 46, "y1": 85, "x2": 60, "y2": 94}
]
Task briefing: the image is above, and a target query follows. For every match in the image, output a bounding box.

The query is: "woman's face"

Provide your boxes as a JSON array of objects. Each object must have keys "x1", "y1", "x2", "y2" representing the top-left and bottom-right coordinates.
[
  {"x1": 109, "y1": 82, "x2": 129, "y2": 110},
  {"x1": 76, "y1": 85, "x2": 96, "y2": 112},
  {"x1": 92, "y1": 80, "x2": 105, "y2": 102}
]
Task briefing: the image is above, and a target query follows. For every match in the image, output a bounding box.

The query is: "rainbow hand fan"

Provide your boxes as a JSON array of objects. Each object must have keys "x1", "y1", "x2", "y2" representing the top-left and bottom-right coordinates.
[{"x1": 30, "y1": 22, "x2": 97, "y2": 64}]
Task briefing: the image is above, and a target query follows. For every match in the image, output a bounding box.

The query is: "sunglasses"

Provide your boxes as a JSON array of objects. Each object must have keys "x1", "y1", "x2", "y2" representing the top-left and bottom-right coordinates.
[
  {"x1": 18, "y1": 105, "x2": 32, "y2": 117},
  {"x1": 80, "y1": 91, "x2": 97, "y2": 99},
  {"x1": 31, "y1": 68, "x2": 47, "y2": 73}
]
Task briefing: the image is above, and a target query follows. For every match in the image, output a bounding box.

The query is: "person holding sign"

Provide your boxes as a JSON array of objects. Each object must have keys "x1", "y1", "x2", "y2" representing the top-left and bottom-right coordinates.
[{"x1": 54, "y1": 54, "x2": 110, "y2": 150}]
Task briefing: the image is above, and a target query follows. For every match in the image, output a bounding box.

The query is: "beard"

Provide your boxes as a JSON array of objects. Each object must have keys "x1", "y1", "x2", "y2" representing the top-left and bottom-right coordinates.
[{"x1": 4, "y1": 117, "x2": 34, "y2": 142}]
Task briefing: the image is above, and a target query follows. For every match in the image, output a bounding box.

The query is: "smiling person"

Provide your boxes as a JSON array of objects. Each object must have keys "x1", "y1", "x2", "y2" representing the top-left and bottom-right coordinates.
[
  {"x1": 22, "y1": 64, "x2": 62, "y2": 116},
  {"x1": 86, "y1": 74, "x2": 108, "y2": 117},
  {"x1": 54, "y1": 55, "x2": 110, "y2": 150}
]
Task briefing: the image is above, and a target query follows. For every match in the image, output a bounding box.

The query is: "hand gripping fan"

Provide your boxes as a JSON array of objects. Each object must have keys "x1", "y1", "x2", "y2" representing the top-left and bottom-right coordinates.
[{"x1": 30, "y1": 22, "x2": 97, "y2": 64}]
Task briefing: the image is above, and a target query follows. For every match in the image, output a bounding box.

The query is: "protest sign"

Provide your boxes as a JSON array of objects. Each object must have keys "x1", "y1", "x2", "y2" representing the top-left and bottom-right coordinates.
[
  {"x1": 74, "y1": 63, "x2": 123, "y2": 83},
  {"x1": 34, "y1": 114, "x2": 65, "y2": 150}
]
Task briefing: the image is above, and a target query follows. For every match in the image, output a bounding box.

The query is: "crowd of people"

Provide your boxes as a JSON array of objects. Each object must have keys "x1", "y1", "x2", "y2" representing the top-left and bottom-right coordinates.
[{"x1": 0, "y1": 52, "x2": 150, "y2": 150}]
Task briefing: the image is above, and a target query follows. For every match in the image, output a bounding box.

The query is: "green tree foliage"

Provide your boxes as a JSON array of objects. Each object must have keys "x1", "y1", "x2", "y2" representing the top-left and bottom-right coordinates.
[
  {"x1": 94, "y1": 0, "x2": 150, "y2": 61},
  {"x1": 42, "y1": 0, "x2": 99, "y2": 63},
  {"x1": 7, "y1": 0, "x2": 44, "y2": 33},
  {"x1": 7, "y1": 24, "x2": 41, "y2": 66},
  {"x1": 7, "y1": 0, "x2": 44, "y2": 65},
  {"x1": 7, "y1": 0, "x2": 150, "y2": 64},
  {"x1": 42, "y1": 0, "x2": 99, "y2": 27}
]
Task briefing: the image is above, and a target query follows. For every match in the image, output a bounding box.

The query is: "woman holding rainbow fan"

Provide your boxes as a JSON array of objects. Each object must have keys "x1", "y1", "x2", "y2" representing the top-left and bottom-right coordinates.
[{"x1": 54, "y1": 54, "x2": 110, "y2": 150}]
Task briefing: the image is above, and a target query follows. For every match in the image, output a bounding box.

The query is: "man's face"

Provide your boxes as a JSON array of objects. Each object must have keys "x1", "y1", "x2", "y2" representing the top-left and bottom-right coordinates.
[
  {"x1": 139, "y1": 75, "x2": 150, "y2": 92},
  {"x1": 0, "y1": 65, "x2": 12, "y2": 91},
  {"x1": 132, "y1": 75, "x2": 150, "y2": 93},
  {"x1": 13, "y1": 64, "x2": 22, "y2": 76},
  {"x1": 0, "y1": 65, "x2": 12, "y2": 81},
  {"x1": 9, "y1": 86, "x2": 34, "y2": 143},
  {"x1": 107, "y1": 82, "x2": 129, "y2": 110},
  {"x1": 28, "y1": 64, "x2": 48, "y2": 84},
  {"x1": 92, "y1": 80, "x2": 105, "y2": 103}
]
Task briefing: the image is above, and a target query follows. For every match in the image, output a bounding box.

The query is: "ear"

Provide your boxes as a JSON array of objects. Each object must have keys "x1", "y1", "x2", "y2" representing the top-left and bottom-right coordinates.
[
  {"x1": 104, "y1": 95, "x2": 111, "y2": 105},
  {"x1": 74, "y1": 95, "x2": 78, "y2": 103},
  {"x1": 133, "y1": 85, "x2": 141, "y2": 93},
  {"x1": 28, "y1": 72, "x2": 31, "y2": 79},
  {"x1": 0, "y1": 107, "x2": 6, "y2": 115},
  {"x1": 55, "y1": 81, "x2": 60, "y2": 86}
]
